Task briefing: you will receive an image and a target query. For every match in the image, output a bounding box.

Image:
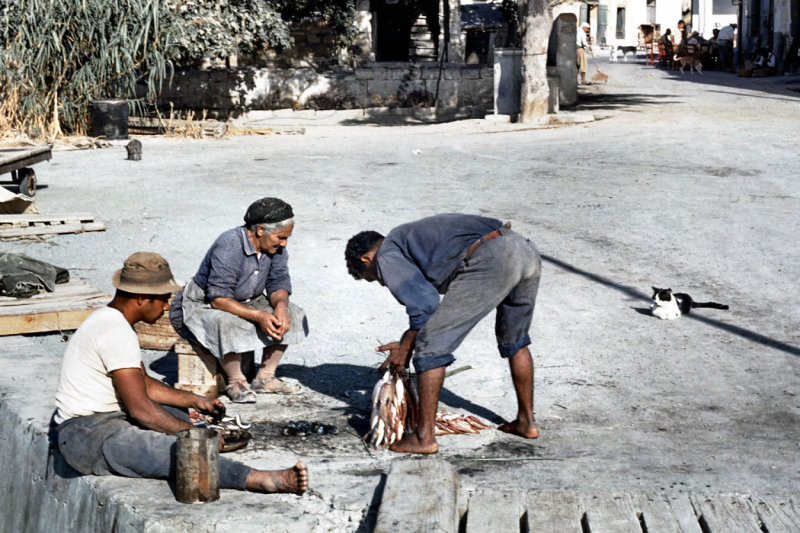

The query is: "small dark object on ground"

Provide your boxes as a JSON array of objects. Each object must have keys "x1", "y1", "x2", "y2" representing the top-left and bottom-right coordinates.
[
  {"x1": 126, "y1": 140, "x2": 142, "y2": 161},
  {"x1": 283, "y1": 420, "x2": 339, "y2": 437}
]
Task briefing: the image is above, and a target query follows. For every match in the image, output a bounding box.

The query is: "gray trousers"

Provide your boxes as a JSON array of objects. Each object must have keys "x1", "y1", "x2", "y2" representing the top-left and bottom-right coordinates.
[
  {"x1": 55, "y1": 407, "x2": 251, "y2": 489},
  {"x1": 413, "y1": 230, "x2": 541, "y2": 373}
]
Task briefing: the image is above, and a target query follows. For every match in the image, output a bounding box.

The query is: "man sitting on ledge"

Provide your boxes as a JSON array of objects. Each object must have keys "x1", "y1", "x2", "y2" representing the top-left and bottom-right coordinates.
[{"x1": 54, "y1": 252, "x2": 307, "y2": 494}]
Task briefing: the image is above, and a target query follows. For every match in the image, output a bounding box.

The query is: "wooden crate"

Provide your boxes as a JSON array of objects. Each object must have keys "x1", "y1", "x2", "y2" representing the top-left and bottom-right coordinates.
[
  {"x1": 174, "y1": 340, "x2": 224, "y2": 398},
  {"x1": 134, "y1": 310, "x2": 180, "y2": 351}
]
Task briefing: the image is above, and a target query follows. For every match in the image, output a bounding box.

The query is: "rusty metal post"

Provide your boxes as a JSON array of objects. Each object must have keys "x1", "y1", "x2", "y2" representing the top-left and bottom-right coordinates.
[{"x1": 175, "y1": 428, "x2": 220, "y2": 503}]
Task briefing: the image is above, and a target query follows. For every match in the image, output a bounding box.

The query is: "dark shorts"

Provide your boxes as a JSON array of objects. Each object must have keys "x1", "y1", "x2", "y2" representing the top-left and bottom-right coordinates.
[
  {"x1": 412, "y1": 231, "x2": 541, "y2": 373},
  {"x1": 55, "y1": 407, "x2": 251, "y2": 489}
]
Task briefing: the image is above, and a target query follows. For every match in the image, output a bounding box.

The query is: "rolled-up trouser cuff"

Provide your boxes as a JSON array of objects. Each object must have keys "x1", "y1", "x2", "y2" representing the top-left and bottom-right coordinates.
[
  {"x1": 498, "y1": 334, "x2": 531, "y2": 358},
  {"x1": 412, "y1": 353, "x2": 455, "y2": 373},
  {"x1": 220, "y1": 459, "x2": 252, "y2": 489}
]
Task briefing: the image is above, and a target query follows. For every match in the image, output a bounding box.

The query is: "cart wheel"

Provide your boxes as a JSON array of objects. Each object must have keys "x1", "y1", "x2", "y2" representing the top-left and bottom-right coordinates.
[{"x1": 18, "y1": 168, "x2": 37, "y2": 197}]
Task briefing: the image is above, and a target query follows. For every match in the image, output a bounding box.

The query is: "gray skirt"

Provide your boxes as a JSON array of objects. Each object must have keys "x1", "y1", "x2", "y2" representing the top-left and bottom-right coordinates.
[{"x1": 175, "y1": 279, "x2": 308, "y2": 360}]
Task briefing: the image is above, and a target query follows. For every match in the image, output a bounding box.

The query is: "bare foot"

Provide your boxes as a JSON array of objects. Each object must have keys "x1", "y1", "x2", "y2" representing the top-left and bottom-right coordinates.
[
  {"x1": 246, "y1": 461, "x2": 308, "y2": 494},
  {"x1": 388, "y1": 433, "x2": 439, "y2": 454},
  {"x1": 498, "y1": 420, "x2": 540, "y2": 439}
]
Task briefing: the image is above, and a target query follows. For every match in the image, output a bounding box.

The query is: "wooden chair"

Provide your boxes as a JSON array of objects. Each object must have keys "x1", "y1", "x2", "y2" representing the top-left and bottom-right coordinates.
[{"x1": 645, "y1": 40, "x2": 656, "y2": 65}]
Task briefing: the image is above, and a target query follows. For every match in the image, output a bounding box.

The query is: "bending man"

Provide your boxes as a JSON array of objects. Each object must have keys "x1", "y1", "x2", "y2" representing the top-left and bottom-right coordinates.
[
  {"x1": 345, "y1": 214, "x2": 542, "y2": 454},
  {"x1": 55, "y1": 252, "x2": 307, "y2": 493}
]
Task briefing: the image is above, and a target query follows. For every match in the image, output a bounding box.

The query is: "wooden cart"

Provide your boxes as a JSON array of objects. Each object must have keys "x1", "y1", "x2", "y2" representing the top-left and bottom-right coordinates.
[{"x1": 0, "y1": 145, "x2": 52, "y2": 197}]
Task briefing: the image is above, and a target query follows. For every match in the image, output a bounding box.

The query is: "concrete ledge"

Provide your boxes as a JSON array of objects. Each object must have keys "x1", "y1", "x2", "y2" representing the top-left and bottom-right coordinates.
[{"x1": 0, "y1": 399, "x2": 145, "y2": 532}]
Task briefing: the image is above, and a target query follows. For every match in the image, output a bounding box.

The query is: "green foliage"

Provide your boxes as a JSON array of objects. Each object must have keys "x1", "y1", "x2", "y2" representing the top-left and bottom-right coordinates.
[
  {"x1": 0, "y1": 0, "x2": 361, "y2": 137},
  {"x1": 1, "y1": 0, "x2": 172, "y2": 137},
  {"x1": 276, "y1": 0, "x2": 359, "y2": 50},
  {"x1": 164, "y1": 0, "x2": 292, "y2": 66}
]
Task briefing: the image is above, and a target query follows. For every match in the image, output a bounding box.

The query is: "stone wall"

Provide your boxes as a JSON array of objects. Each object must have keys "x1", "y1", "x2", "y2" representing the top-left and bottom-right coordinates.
[{"x1": 157, "y1": 63, "x2": 494, "y2": 116}]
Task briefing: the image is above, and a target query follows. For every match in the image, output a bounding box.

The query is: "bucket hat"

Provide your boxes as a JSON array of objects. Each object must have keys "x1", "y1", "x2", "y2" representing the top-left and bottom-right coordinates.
[{"x1": 112, "y1": 252, "x2": 181, "y2": 294}]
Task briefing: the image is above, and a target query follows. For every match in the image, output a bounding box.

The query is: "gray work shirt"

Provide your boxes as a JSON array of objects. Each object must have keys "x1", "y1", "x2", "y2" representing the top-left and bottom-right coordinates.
[
  {"x1": 376, "y1": 214, "x2": 504, "y2": 330},
  {"x1": 193, "y1": 226, "x2": 291, "y2": 302}
]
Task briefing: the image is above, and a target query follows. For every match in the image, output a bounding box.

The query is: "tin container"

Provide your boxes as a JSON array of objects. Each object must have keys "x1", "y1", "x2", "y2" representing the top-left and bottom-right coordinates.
[{"x1": 175, "y1": 427, "x2": 220, "y2": 503}]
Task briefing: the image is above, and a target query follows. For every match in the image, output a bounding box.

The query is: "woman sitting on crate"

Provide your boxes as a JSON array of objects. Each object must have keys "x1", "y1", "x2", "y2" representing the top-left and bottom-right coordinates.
[{"x1": 170, "y1": 197, "x2": 308, "y2": 403}]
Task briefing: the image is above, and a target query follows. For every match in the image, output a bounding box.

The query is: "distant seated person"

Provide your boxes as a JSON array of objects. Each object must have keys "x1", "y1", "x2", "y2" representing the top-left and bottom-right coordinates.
[
  {"x1": 54, "y1": 252, "x2": 308, "y2": 495},
  {"x1": 687, "y1": 31, "x2": 700, "y2": 56},
  {"x1": 170, "y1": 197, "x2": 309, "y2": 403},
  {"x1": 659, "y1": 28, "x2": 674, "y2": 53}
]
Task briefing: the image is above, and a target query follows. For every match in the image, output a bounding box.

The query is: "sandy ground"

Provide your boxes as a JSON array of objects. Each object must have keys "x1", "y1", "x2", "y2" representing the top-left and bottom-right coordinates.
[{"x1": 2, "y1": 58, "x2": 799, "y2": 530}]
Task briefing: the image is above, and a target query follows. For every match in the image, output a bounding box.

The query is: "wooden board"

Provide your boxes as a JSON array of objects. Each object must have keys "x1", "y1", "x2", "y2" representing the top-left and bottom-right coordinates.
[
  {"x1": 524, "y1": 491, "x2": 584, "y2": 533},
  {"x1": 631, "y1": 493, "x2": 703, "y2": 533},
  {"x1": 0, "y1": 278, "x2": 108, "y2": 335},
  {"x1": 749, "y1": 495, "x2": 800, "y2": 533},
  {"x1": 375, "y1": 458, "x2": 460, "y2": 533},
  {"x1": 0, "y1": 145, "x2": 52, "y2": 175},
  {"x1": 174, "y1": 340, "x2": 222, "y2": 397},
  {"x1": 465, "y1": 491, "x2": 522, "y2": 533},
  {"x1": 690, "y1": 494, "x2": 762, "y2": 533},
  {"x1": 580, "y1": 493, "x2": 641, "y2": 533},
  {"x1": 0, "y1": 213, "x2": 105, "y2": 238}
]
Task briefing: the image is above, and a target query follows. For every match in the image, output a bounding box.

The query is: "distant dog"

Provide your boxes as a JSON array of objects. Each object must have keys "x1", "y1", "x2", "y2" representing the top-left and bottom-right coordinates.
[
  {"x1": 610, "y1": 45, "x2": 638, "y2": 62},
  {"x1": 675, "y1": 54, "x2": 703, "y2": 74}
]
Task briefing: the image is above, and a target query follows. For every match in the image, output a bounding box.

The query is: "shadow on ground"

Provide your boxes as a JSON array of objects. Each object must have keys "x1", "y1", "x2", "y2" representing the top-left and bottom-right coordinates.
[{"x1": 542, "y1": 253, "x2": 800, "y2": 357}]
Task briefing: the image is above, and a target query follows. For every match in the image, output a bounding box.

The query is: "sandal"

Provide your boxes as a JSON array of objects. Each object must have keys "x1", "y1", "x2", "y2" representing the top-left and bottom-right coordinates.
[
  {"x1": 224, "y1": 380, "x2": 257, "y2": 403},
  {"x1": 251, "y1": 376, "x2": 302, "y2": 395}
]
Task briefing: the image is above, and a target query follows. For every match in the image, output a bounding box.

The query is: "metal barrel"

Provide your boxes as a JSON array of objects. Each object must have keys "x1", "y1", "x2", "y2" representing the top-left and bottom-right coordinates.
[
  {"x1": 90, "y1": 99, "x2": 129, "y2": 140},
  {"x1": 175, "y1": 427, "x2": 220, "y2": 503}
]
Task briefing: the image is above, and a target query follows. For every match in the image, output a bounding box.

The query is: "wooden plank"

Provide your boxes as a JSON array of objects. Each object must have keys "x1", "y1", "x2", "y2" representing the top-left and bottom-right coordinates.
[
  {"x1": 375, "y1": 458, "x2": 460, "y2": 533},
  {"x1": 0, "y1": 282, "x2": 105, "y2": 306},
  {"x1": 0, "y1": 278, "x2": 109, "y2": 335},
  {"x1": 632, "y1": 494, "x2": 703, "y2": 533},
  {"x1": 465, "y1": 491, "x2": 522, "y2": 533},
  {"x1": 0, "y1": 146, "x2": 51, "y2": 174},
  {"x1": 0, "y1": 221, "x2": 106, "y2": 237},
  {"x1": 691, "y1": 494, "x2": 762, "y2": 533},
  {"x1": 580, "y1": 493, "x2": 641, "y2": 533},
  {"x1": 750, "y1": 495, "x2": 800, "y2": 533},
  {"x1": 0, "y1": 308, "x2": 95, "y2": 335},
  {"x1": 524, "y1": 491, "x2": 583, "y2": 533},
  {"x1": 0, "y1": 290, "x2": 107, "y2": 310},
  {"x1": 177, "y1": 344, "x2": 221, "y2": 395},
  {"x1": 0, "y1": 297, "x2": 107, "y2": 316},
  {"x1": 0, "y1": 213, "x2": 95, "y2": 224}
]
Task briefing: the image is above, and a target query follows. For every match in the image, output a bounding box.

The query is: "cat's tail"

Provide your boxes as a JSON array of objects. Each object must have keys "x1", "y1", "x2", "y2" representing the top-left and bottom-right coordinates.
[{"x1": 692, "y1": 301, "x2": 729, "y2": 310}]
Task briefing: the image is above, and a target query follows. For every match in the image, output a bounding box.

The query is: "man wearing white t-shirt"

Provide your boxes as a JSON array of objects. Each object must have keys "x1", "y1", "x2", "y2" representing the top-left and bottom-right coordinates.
[{"x1": 54, "y1": 252, "x2": 308, "y2": 495}]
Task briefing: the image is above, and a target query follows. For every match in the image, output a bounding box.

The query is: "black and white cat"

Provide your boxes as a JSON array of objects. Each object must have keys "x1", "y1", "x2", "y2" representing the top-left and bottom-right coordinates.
[{"x1": 650, "y1": 287, "x2": 729, "y2": 320}]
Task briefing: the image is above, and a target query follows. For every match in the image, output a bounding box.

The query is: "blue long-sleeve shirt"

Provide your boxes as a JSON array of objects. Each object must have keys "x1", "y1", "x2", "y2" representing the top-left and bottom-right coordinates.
[
  {"x1": 193, "y1": 226, "x2": 291, "y2": 302},
  {"x1": 376, "y1": 214, "x2": 504, "y2": 330}
]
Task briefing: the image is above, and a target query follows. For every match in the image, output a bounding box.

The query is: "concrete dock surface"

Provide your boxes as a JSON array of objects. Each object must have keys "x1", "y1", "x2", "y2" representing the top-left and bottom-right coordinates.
[{"x1": 1, "y1": 59, "x2": 799, "y2": 532}]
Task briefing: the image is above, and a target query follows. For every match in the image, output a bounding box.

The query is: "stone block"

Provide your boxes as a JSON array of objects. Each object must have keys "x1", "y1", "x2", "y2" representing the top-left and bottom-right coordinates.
[
  {"x1": 355, "y1": 68, "x2": 374, "y2": 80},
  {"x1": 461, "y1": 66, "x2": 481, "y2": 79},
  {"x1": 421, "y1": 67, "x2": 441, "y2": 80},
  {"x1": 443, "y1": 68, "x2": 461, "y2": 80},
  {"x1": 390, "y1": 68, "x2": 412, "y2": 80}
]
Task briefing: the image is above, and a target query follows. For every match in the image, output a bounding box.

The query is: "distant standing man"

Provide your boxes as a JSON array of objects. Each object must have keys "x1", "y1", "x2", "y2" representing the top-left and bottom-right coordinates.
[
  {"x1": 55, "y1": 252, "x2": 308, "y2": 494},
  {"x1": 345, "y1": 214, "x2": 542, "y2": 454},
  {"x1": 717, "y1": 23, "x2": 736, "y2": 71},
  {"x1": 577, "y1": 22, "x2": 591, "y2": 84}
]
